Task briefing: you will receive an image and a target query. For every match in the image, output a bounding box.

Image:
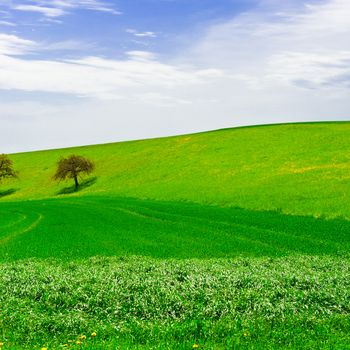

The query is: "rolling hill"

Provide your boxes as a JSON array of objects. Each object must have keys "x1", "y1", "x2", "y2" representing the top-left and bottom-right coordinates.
[
  {"x1": 2, "y1": 121, "x2": 350, "y2": 218},
  {"x1": 1, "y1": 122, "x2": 350, "y2": 349}
]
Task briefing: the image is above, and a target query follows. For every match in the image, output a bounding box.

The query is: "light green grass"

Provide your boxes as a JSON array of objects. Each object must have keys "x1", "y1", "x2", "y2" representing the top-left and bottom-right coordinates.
[{"x1": 2, "y1": 121, "x2": 350, "y2": 218}]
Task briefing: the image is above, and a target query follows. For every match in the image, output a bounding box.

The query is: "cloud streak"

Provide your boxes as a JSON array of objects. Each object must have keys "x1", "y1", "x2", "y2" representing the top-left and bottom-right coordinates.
[
  {"x1": 4, "y1": 0, "x2": 120, "y2": 18},
  {"x1": 0, "y1": 34, "x2": 223, "y2": 103},
  {"x1": 0, "y1": 33, "x2": 36, "y2": 55},
  {"x1": 14, "y1": 4, "x2": 65, "y2": 17},
  {"x1": 0, "y1": 20, "x2": 17, "y2": 26},
  {"x1": 126, "y1": 29, "x2": 157, "y2": 38},
  {"x1": 189, "y1": 0, "x2": 350, "y2": 92}
]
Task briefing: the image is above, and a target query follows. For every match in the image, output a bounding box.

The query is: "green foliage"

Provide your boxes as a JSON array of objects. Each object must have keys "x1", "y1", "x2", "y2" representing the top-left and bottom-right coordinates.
[
  {"x1": 0, "y1": 256, "x2": 349, "y2": 349},
  {"x1": 0, "y1": 196, "x2": 349, "y2": 261},
  {"x1": 1, "y1": 122, "x2": 350, "y2": 218},
  {"x1": 53, "y1": 155, "x2": 95, "y2": 189},
  {"x1": 0, "y1": 154, "x2": 16, "y2": 182}
]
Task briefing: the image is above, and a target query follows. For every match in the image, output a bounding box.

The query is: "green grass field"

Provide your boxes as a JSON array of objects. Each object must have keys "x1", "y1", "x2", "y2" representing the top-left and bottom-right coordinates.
[
  {"x1": 2, "y1": 121, "x2": 350, "y2": 217},
  {"x1": 0, "y1": 122, "x2": 350, "y2": 349},
  {"x1": 0, "y1": 196, "x2": 350, "y2": 261}
]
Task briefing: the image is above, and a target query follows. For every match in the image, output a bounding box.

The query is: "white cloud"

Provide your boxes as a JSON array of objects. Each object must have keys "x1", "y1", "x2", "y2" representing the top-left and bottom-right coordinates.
[
  {"x1": 0, "y1": 38, "x2": 224, "y2": 101},
  {"x1": 40, "y1": 40, "x2": 96, "y2": 52},
  {"x1": 268, "y1": 51, "x2": 350, "y2": 90},
  {"x1": 126, "y1": 29, "x2": 157, "y2": 38},
  {"x1": 14, "y1": 5, "x2": 65, "y2": 17},
  {"x1": 0, "y1": 20, "x2": 16, "y2": 26},
  {"x1": 126, "y1": 51, "x2": 157, "y2": 61},
  {"x1": 0, "y1": 33, "x2": 36, "y2": 55},
  {"x1": 7, "y1": 0, "x2": 120, "y2": 18},
  {"x1": 189, "y1": 0, "x2": 350, "y2": 92}
]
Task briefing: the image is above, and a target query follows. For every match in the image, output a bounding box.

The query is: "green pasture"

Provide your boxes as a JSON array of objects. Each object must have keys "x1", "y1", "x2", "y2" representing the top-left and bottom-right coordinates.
[
  {"x1": 0, "y1": 122, "x2": 350, "y2": 349},
  {"x1": 0, "y1": 196, "x2": 349, "y2": 261},
  {"x1": 1, "y1": 256, "x2": 349, "y2": 349},
  {"x1": 2, "y1": 121, "x2": 350, "y2": 218}
]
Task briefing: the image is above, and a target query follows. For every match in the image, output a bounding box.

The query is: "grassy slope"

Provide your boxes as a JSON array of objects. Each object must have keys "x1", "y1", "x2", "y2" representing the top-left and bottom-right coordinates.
[
  {"x1": 2, "y1": 121, "x2": 350, "y2": 218},
  {"x1": 1, "y1": 122, "x2": 350, "y2": 349}
]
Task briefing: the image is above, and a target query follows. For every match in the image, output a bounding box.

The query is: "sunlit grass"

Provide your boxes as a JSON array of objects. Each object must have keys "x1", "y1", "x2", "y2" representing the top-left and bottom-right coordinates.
[
  {"x1": 1, "y1": 122, "x2": 350, "y2": 218},
  {"x1": 1, "y1": 122, "x2": 350, "y2": 348},
  {"x1": 0, "y1": 196, "x2": 349, "y2": 261},
  {"x1": 0, "y1": 255, "x2": 349, "y2": 349}
]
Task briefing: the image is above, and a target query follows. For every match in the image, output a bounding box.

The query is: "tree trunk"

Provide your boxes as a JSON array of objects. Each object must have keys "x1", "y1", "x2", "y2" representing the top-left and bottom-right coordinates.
[{"x1": 74, "y1": 175, "x2": 79, "y2": 189}]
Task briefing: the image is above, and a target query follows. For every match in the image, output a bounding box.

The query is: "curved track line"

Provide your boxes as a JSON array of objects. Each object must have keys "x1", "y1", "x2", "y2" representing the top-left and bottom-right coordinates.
[
  {"x1": 0, "y1": 212, "x2": 27, "y2": 230},
  {"x1": 121, "y1": 204, "x2": 341, "y2": 249},
  {"x1": 0, "y1": 213, "x2": 43, "y2": 246},
  {"x1": 62, "y1": 200, "x2": 288, "y2": 253}
]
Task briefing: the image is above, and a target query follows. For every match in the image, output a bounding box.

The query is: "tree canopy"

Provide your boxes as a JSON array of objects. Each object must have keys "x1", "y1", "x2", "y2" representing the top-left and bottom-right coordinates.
[
  {"x1": 0, "y1": 154, "x2": 17, "y2": 182},
  {"x1": 53, "y1": 155, "x2": 95, "y2": 189}
]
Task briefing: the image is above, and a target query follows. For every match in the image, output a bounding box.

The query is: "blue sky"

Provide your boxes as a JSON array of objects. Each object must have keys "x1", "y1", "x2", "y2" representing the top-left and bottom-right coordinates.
[
  {"x1": 1, "y1": 0, "x2": 255, "y2": 59},
  {"x1": 0, "y1": 0, "x2": 349, "y2": 152}
]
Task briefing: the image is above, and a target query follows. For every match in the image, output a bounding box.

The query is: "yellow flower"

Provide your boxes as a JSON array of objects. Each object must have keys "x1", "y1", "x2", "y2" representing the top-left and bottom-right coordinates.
[
  {"x1": 193, "y1": 344, "x2": 200, "y2": 349},
  {"x1": 79, "y1": 335, "x2": 86, "y2": 340},
  {"x1": 41, "y1": 348, "x2": 48, "y2": 350},
  {"x1": 75, "y1": 341, "x2": 82, "y2": 345},
  {"x1": 91, "y1": 332, "x2": 97, "y2": 337},
  {"x1": 0, "y1": 343, "x2": 4, "y2": 348},
  {"x1": 243, "y1": 331, "x2": 250, "y2": 337}
]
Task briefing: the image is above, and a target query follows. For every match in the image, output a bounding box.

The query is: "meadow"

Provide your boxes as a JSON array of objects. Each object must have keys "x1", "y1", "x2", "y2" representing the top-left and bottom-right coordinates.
[
  {"x1": 2, "y1": 121, "x2": 350, "y2": 218},
  {"x1": 1, "y1": 256, "x2": 349, "y2": 349},
  {"x1": 0, "y1": 122, "x2": 350, "y2": 349},
  {"x1": 0, "y1": 196, "x2": 349, "y2": 261}
]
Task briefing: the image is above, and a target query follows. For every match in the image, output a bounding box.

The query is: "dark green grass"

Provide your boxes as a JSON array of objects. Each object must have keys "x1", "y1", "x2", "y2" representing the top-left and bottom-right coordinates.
[
  {"x1": 0, "y1": 255, "x2": 349, "y2": 349},
  {"x1": 0, "y1": 196, "x2": 349, "y2": 261}
]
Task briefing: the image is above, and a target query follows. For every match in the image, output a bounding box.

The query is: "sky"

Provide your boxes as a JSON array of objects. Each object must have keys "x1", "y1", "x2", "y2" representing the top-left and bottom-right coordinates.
[{"x1": 0, "y1": 0, "x2": 349, "y2": 153}]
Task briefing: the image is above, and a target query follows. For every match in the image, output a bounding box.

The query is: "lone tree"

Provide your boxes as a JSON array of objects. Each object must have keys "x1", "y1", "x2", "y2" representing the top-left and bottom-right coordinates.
[
  {"x1": 53, "y1": 155, "x2": 95, "y2": 190},
  {"x1": 0, "y1": 154, "x2": 17, "y2": 182}
]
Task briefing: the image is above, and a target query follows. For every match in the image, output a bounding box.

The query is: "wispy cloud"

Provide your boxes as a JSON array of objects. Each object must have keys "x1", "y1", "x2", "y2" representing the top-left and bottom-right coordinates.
[
  {"x1": 126, "y1": 29, "x2": 157, "y2": 38},
  {"x1": 189, "y1": 0, "x2": 350, "y2": 92},
  {"x1": 41, "y1": 39, "x2": 96, "y2": 52},
  {"x1": 0, "y1": 20, "x2": 17, "y2": 27},
  {"x1": 14, "y1": 4, "x2": 65, "y2": 17},
  {"x1": 5, "y1": 0, "x2": 121, "y2": 18},
  {"x1": 268, "y1": 51, "x2": 350, "y2": 90},
  {"x1": 0, "y1": 34, "x2": 223, "y2": 102},
  {"x1": 2, "y1": 1, "x2": 350, "y2": 99},
  {"x1": 0, "y1": 33, "x2": 36, "y2": 55}
]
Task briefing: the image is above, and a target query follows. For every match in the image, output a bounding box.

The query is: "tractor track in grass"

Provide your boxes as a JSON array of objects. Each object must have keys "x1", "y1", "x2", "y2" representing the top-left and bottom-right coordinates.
[
  {"x1": 59, "y1": 198, "x2": 337, "y2": 255},
  {"x1": 112, "y1": 202, "x2": 344, "y2": 254},
  {"x1": 0, "y1": 212, "x2": 27, "y2": 231},
  {"x1": 0, "y1": 212, "x2": 43, "y2": 246},
  {"x1": 0, "y1": 196, "x2": 349, "y2": 260},
  {"x1": 37, "y1": 199, "x2": 289, "y2": 254}
]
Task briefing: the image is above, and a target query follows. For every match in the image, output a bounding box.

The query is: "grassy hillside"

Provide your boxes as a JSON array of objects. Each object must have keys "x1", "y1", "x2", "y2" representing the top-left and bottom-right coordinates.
[
  {"x1": 1, "y1": 122, "x2": 349, "y2": 349},
  {"x1": 2, "y1": 121, "x2": 350, "y2": 218}
]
